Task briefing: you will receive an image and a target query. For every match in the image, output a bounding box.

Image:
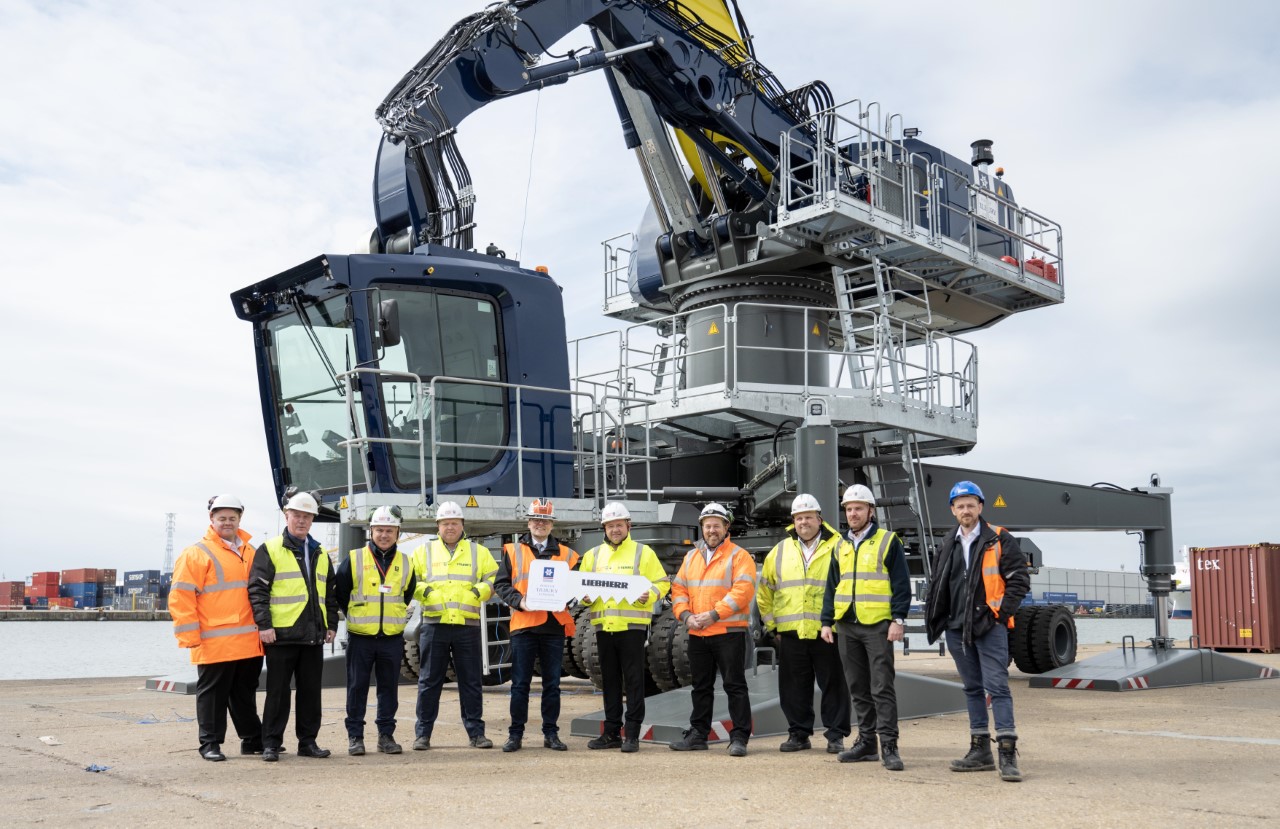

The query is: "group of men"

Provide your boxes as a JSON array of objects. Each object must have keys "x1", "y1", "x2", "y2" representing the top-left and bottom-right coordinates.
[{"x1": 171, "y1": 477, "x2": 1028, "y2": 782}]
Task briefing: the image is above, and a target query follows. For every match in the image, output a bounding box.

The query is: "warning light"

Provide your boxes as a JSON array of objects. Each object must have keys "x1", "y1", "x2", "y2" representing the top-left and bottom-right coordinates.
[{"x1": 535, "y1": 265, "x2": 549, "y2": 274}]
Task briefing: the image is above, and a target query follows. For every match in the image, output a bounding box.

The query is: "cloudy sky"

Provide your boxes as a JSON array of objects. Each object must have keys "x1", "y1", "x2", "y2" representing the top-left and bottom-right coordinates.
[{"x1": 2, "y1": 1, "x2": 1277, "y2": 582}]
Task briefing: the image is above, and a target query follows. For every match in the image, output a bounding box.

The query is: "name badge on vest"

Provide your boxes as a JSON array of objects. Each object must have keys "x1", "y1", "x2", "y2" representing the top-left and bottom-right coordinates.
[{"x1": 379, "y1": 585, "x2": 393, "y2": 594}]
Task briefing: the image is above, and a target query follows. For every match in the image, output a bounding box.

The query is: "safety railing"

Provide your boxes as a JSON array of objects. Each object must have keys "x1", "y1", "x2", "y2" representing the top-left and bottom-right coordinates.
[
  {"x1": 778, "y1": 100, "x2": 1064, "y2": 291},
  {"x1": 601, "y1": 232, "x2": 635, "y2": 311},
  {"x1": 334, "y1": 367, "x2": 608, "y2": 511}
]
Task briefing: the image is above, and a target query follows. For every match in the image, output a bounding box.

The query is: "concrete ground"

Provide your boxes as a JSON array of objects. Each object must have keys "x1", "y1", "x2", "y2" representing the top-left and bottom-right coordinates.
[{"x1": 2, "y1": 644, "x2": 1278, "y2": 827}]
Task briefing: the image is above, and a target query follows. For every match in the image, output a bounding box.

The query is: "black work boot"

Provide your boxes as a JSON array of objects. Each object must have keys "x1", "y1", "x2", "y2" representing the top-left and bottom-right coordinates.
[
  {"x1": 950, "y1": 734, "x2": 995, "y2": 772},
  {"x1": 997, "y1": 736, "x2": 1022, "y2": 782},
  {"x1": 881, "y1": 739, "x2": 904, "y2": 771},
  {"x1": 668, "y1": 730, "x2": 709, "y2": 751},
  {"x1": 837, "y1": 735, "x2": 878, "y2": 763}
]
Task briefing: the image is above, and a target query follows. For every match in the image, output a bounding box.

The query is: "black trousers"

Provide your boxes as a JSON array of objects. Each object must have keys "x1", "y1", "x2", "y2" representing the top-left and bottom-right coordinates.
[
  {"x1": 596, "y1": 629, "x2": 647, "y2": 739},
  {"x1": 261, "y1": 643, "x2": 324, "y2": 749},
  {"x1": 688, "y1": 631, "x2": 752, "y2": 743},
  {"x1": 345, "y1": 634, "x2": 404, "y2": 738},
  {"x1": 776, "y1": 631, "x2": 851, "y2": 741},
  {"x1": 836, "y1": 619, "x2": 899, "y2": 740},
  {"x1": 416, "y1": 623, "x2": 485, "y2": 740},
  {"x1": 194, "y1": 655, "x2": 263, "y2": 749}
]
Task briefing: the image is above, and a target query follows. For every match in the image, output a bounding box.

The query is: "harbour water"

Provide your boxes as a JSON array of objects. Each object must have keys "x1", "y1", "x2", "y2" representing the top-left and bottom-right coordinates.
[{"x1": 0, "y1": 618, "x2": 1194, "y2": 681}]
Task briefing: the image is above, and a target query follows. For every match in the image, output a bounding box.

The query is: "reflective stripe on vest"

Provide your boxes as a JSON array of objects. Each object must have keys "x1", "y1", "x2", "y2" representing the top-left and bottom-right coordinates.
[
  {"x1": 265, "y1": 537, "x2": 329, "y2": 629},
  {"x1": 983, "y1": 524, "x2": 1013, "y2": 629},
  {"x1": 583, "y1": 539, "x2": 658, "y2": 631},
  {"x1": 418, "y1": 539, "x2": 490, "y2": 625},
  {"x1": 833, "y1": 529, "x2": 895, "y2": 624},
  {"x1": 505, "y1": 541, "x2": 579, "y2": 635},
  {"x1": 670, "y1": 544, "x2": 752, "y2": 625},
  {"x1": 346, "y1": 545, "x2": 410, "y2": 635},
  {"x1": 183, "y1": 542, "x2": 256, "y2": 640}
]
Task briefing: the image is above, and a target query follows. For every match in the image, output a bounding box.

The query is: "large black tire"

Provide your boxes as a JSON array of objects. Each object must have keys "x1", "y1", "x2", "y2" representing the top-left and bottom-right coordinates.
[
  {"x1": 574, "y1": 616, "x2": 604, "y2": 690},
  {"x1": 671, "y1": 624, "x2": 693, "y2": 688},
  {"x1": 563, "y1": 605, "x2": 590, "y2": 679},
  {"x1": 646, "y1": 609, "x2": 681, "y2": 692},
  {"x1": 1010, "y1": 605, "x2": 1041, "y2": 673},
  {"x1": 1030, "y1": 604, "x2": 1078, "y2": 672}
]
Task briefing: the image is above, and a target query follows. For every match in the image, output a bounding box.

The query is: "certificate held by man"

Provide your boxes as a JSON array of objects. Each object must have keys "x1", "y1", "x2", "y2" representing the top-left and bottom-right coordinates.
[{"x1": 522, "y1": 560, "x2": 654, "y2": 611}]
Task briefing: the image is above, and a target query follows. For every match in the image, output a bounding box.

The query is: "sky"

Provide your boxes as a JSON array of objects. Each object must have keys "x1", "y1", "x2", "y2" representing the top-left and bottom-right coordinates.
[{"x1": 1, "y1": 0, "x2": 1278, "y2": 581}]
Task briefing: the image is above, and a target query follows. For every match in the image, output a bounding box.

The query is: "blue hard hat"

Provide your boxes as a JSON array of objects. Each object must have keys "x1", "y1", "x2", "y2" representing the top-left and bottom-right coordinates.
[{"x1": 949, "y1": 481, "x2": 984, "y2": 504}]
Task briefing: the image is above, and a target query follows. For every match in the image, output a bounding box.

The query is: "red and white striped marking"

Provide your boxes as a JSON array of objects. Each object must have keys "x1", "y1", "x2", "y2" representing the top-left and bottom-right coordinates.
[
  {"x1": 1124, "y1": 676, "x2": 1150, "y2": 690},
  {"x1": 1261, "y1": 668, "x2": 1276, "y2": 679},
  {"x1": 151, "y1": 680, "x2": 180, "y2": 692},
  {"x1": 1050, "y1": 678, "x2": 1095, "y2": 689}
]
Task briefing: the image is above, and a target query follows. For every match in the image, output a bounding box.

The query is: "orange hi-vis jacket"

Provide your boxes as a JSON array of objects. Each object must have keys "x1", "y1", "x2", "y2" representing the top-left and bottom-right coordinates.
[
  {"x1": 170, "y1": 526, "x2": 263, "y2": 664},
  {"x1": 671, "y1": 539, "x2": 756, "y2": 637},
  {"x1": 503, "y1": 540, "x2": 581, "y2": 635}
]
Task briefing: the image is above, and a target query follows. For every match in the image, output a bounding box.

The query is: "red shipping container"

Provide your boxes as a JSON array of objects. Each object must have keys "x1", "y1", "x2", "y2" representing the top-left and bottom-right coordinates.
[
  {"x1": 31, "y1": 571, "x2": 59, "y2": 585},
  {"x1": 1191, "y1": 544, "x2": 1280, "y2": 653},
  {"x1": 62, "y1": 568, "x2": 100, "y2": 584}
]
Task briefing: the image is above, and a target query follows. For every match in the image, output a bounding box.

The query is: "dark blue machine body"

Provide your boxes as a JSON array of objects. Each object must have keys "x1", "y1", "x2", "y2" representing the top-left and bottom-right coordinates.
[{"x1": 231, "y1": 247, "x2": 573, "y2": 508}]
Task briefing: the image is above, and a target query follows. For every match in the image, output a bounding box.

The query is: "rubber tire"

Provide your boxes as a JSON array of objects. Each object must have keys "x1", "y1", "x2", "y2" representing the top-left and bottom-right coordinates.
[
  {"x1": 563, "y1": 605, "x2": 590, "y2": 679},
  {"x1": 646, "y1": 609, "x2": 681, "y2": 692},
  {"x1": 573, "y1": 616, "x2": 604, "y2": 691},
  {"x1": 1009, "y1": 605, "x2": 1041, "y2": 673},
  {"x1": 671, "y1": 624, "x2": 693, "y2": 688},
  {"x1": 1031, "y1": 604, "x2": 1078, "y2": 672}
]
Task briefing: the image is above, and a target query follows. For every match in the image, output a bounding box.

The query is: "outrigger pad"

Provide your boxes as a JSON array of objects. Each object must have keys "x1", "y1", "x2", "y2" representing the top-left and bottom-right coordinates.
[{"x1": 1030, "y1": 646, "x2": 1279, "y2": 692}]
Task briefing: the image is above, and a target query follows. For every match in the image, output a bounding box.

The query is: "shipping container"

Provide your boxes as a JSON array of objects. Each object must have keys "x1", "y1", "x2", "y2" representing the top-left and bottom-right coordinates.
[
  {"x1": 31, "y1": 571, "x2": 60, "y2": 586},
  {"x1": 48, "y1": 597, "x2": 74, "y2": 608},
  {"x1": 1191, "y1": 544, "x2": 1280, "y2": 653},
  {"x1": 61, "y1": 568, "x2": 100, "y2": 584},
  {"x1": 124, "y1": 570, "x2": 162, "y2": 584}
]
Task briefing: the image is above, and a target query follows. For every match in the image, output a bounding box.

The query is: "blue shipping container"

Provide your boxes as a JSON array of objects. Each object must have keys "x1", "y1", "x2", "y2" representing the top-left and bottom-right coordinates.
[{"x1": 124, "y1": 570, "x2": 161, "y2": 584}]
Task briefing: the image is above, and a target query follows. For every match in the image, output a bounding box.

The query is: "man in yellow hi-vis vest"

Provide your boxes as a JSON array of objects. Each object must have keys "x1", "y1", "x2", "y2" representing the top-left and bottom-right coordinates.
[
  {"x1": 248, "y1": 491, "x2": 339, "y2": 762},
  {"x1": 821, "y1": 484, "x2": 911, "y2": 771},
  {"x1": 333, "y1": 506, "x2": 417, "y2": 757}
]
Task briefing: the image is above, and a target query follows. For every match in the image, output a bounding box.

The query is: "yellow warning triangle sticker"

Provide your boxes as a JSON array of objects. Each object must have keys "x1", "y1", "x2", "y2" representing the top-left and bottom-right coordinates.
[
  {"x1": 707, "y1": 322, "x2": 720, "y2": 335},
  {"x1": 811, "y1": 323, "x2": 821, "y2": 335},
  {"x1": 339, "y1": 496, "x2": 347, "y2": 509},
  {"x1": 465, "y1": 495, "x2": 479, "y2": 508},
  {"x1": 993, "y1": 495, "x2": 1007, "y2": 508}
]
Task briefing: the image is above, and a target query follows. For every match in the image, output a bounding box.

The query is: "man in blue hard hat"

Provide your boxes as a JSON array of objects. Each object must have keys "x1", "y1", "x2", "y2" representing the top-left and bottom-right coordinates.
[{"x1": 924, "y1": 481, "x2": 1030, "y2": 782}]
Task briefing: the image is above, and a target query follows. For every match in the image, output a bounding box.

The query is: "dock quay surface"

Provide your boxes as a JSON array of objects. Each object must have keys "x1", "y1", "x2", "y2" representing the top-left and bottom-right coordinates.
[
  {"x1": 1, "y1": 644, "x2": 1277, "y2": 827},
  {"x1": 0, "y1": 610, "x2": 170, "y2": 621}
]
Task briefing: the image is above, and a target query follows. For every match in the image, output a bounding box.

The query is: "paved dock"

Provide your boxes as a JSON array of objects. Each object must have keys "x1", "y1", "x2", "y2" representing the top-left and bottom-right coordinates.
[{"x1": 1, "y1": 644, "x2": 1277, "y2": 827}]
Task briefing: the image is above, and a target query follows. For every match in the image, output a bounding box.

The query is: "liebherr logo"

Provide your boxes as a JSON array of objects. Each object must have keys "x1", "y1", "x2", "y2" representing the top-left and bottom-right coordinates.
[{"x1": 1197, "y1": 559, "x2": 1222, "y2": 571}]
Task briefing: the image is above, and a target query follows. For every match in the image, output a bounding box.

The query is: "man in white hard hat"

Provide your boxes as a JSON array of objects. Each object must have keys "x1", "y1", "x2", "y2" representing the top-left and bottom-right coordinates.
[
  {"x1": 580, "y1": 501, "x2": 669, "y2": 752},
  {"x1": 494, "y1": 499, "x2": 579, "y2": 752},
  {"x1": 248, "y1": 491, "x2": 339, "y2": 762},
  {"x1": 333, "y1": 505, "x2": 417, "y2": 757},
  {"x1": 820, "y1": 484, "x2": 911, "y2": 771},
  {"x1": 756, "y1": 493, "x2": 852, "y2": 755},
  {"x1": 669, "y1": 503, "x2": 756, "y2": 757},
  {"x1": 410, "y1": 500, "x2": 498, "y2": 750},
  {"x1": 170, "y1": 495, "x2": 264, "y2": 761}
]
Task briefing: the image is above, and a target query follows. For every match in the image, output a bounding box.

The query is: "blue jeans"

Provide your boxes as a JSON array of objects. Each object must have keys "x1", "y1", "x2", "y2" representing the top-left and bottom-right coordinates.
[
  {"x1": 415, "y1": 623, "x2": 485, "y2": 739},
  {"x1": 344, "y1": 634, "x2": 403, "y2": 738},
  {"x1": 508, "y1": 631, "x2": 565, "y2": 738},
  {"x1": 945, "y1": 625, "x2": 1016, "y2": 737}
]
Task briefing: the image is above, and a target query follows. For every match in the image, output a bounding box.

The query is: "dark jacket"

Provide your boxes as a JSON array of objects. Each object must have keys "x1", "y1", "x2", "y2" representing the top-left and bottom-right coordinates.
[
  {"x1": 333, "y1": 543, "x2": 417, "y2": 639},
  {"x1": 494, "y1": 533, "x2": 577, "y2": 636},
  {"x1": 249, "y1": 531, "x2": 339, "y2": 645},
  {"x1": 820, "y1": 518, "x2": 912, "y2": 626},
  {"x1": 924, "y1": 517, "x2": 1029, "y2": 646}
]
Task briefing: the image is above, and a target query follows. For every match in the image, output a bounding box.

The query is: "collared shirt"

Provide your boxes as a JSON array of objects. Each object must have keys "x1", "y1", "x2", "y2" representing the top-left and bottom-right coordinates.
[
  {"x1": 847, "y1": 525, "x2": 872, "y2": 550},
  {"x1": 798, "y1": 534, "x2": 821, "y2": 566},
  {"x1": 219, "y1": 534, "x2": 245, "y2": 558},
  {"x1": 957, "y1": 523, "x2": 981, "y2": 569}
]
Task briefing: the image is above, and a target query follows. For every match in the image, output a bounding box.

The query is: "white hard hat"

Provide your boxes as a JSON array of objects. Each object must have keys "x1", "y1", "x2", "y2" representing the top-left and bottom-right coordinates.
[
  {"x1": 369, "y1": 506, "x2": 401, "y2": 528},
  {"x1": 841, "y1": 484, "x2": 876, "y2": 507},
  {"x1": 600, "y1": 502, "x2": 631, "y2": 524},
  {"x1": 790, "y1": 493, "x2": 822, "y2": 516},
  {"x1": 435, "y1": 501, "x2": 465, "y2": 521},
  {"x1": 283, "y1": 492, "x2": 319, "y2": 515},
  {"x1": 208, "y1": 494, "x2": 244, "y2": 512},
  {"x1": 528, "y1": 498, "x2": 555, "y2": 520},
  {"x1": 699, "y1": 502, "x2": 732, "y2": 525}
]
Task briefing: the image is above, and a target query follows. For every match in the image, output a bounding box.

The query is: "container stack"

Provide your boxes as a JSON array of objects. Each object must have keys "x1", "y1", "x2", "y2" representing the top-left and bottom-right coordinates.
[
  {"x1": 61, "y1": 568, "x2": 102, "y2": 609},
  {"x1": 97, "y1": 569, "x2": 118, "y2": 596},
  {"x1": 1, "y1": 581, "x2": 25, "y2": 608},
  {"x1": 27, "y1": 571, "x2": 60, "y2": 607}
]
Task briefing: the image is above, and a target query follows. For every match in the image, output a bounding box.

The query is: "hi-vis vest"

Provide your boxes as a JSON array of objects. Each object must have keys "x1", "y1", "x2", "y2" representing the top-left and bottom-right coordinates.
[
  {"x1": 758, "y1": 530, "x2": 844, "y2": 639},
  {"x1": 169, "y1": 528, "x2": 262, "y2": 664},
  {"x1": 265, "y1": 537, "x2": 329, "y2": 629},
  {"x1": 503, "y1": 540, "x2": 580, "y2": 635},
  {"x1": 832, "y1": 528, "x2": 896, "y2": 624},
  {"x1": 580, "y1": 537, "x2": 669, "y2": 633},
  {"x1": 346, "y1": 545, "x2": 411, "y2": 636},
  {"x1": 670, "y1": 541, "x2": 755, "y2": 637},
  {"x1": 982, "y1": 524, "x2": 1014, "y2": 629},
  {"x1": 411, "y1": 538, "x2": 497, "y2": 626}
]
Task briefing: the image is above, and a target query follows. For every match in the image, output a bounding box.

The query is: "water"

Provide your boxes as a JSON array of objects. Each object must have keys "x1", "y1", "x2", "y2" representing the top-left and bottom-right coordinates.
[{"x1": 0, "y1": 618, "x2": 1194, "y2": 681}]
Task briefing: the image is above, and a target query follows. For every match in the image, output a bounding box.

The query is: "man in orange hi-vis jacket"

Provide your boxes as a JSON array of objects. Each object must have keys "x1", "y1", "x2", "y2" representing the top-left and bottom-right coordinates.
[
  {"x1": 668, "y1": 503, "x2": 757, "y2": 757},
  {"x1": 170, "y1": 495, "x2": 264, "y2": 762}
]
